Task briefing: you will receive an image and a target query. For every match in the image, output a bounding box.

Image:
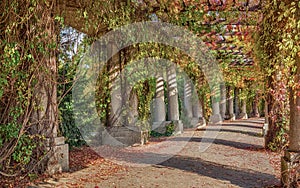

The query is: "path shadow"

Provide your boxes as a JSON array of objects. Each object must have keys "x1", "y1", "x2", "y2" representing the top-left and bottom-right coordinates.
[
  {"x1": 221, "y1": 123, "x2": 262, "y2": 129},
  {"x1": 33, "y1": 148, "x2": 279, "y2": 188},
  {"x1": 78, "y1": 143, "x2": 277, "y2": 187},
  {"x1": 197, "y1": 128, "x2": 262, "y2": 137},
  {"x1": 170, "y1": 137, "x2": 264, "y2": 151},
  {"x1": 158, "y1": 154, "x2": 279, "y2": 187},
  {"x1": 230, "y1": 119, "x2": 264, "y2": 124},
  {"x1": 88, "y1": 147, "x2": 278, "y2": 187}
]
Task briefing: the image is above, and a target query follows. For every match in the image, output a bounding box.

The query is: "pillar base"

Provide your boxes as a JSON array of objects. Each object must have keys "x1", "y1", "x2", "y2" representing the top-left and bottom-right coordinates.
[
  {"x1": 220, "y1": 112, "x2": 226, "y2": 120},
  {"x1": 251, "y1": 112, "x2": 260, "y2": 118},
  {"x1": 198, "y1": 117, "x2": 206, "y2": 126},
  {"x1": 46, "y1": 137, "x2": 69, "y2": 175},
  {"x1": 229, "y1": 114, "x2": 236, "y2": 121},
  {"x1": 209, "y1": 114, "x2": 222, "y2": 124},
  {"x1": 239, "y1": 113, "x2": 248, "y2": 119},
  {"x1": 186, "y1": 117, "x2": 206, "y2": 128},
  {"x1": 172, "y1": 120, "x2": 183, "y2": 135},
  {"x1": 189, "y1": 117, "x2": 199, "y2": 128},
  {"x1": 281, "y1": 150, "x2": 300, "y2": 187},
  {"x1": 152, "y1": 121, "x2": 171, "y2": 134},
  {"x1": 263, "y1": 123, "x2": 269, "y2": 137},
  {"x1": 196, "y1": 118, "x2": 207, "y2": 130}
]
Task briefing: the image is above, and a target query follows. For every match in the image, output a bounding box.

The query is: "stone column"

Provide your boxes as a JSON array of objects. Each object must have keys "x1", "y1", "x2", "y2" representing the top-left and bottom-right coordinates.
[
  {"x1": 263, "y1": 99, "x2": 269, "y2": 137},
  {"x1": 108, "y1": 44, "x2": 134, "y2": 127},
  {"x1": 153, "y1": 76, "x2": 166, "y2": 122},
  {"x1": 228, "y1": 86, "x2": 235, "y2": 121},
  {"x1": 252, "y1": 92, "x2": 260, "y2": 117},
  {"x1": 234, "y1": 87, "x2": 240, "y2": 118},
  {"x1": 184, "y1": 79, "x2": 193, "y2": 119},
  {"x1": 192, "y1": 97, "x2": 206, "y2": 127},
  {"x1": 210, "y1": 101, "x2": 222, "y2": 124},
  {"x1": 239, "y1": 99, "x2": 248, "y2": 119},
  {"x1": 127, "y1": 90, "x2": 139, "y2": 126},
  {"x1": 209, "y1": 82, "x2": 223, "y2": 124},
  {"x1": 152, "y1": 76, "x2": 167, "y2": 133},
  {"x1": 167, "y1": 64, "x2": 183, "y2": 133},
  {"x1": 108, "y1": 43, "x2": 122, "y2": 127},
  {"x1": 109, "y1": 85, "x2": 122, "y2": 127},
  {"x1": 220, "y1": 83, "x2": 226, "y2": 120}
]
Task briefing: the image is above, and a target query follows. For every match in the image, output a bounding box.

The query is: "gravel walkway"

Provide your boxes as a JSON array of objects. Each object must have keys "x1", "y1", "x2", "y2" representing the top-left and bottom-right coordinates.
[{"x1": 31, "y1": 118, "x2": 280, "y2": 188}]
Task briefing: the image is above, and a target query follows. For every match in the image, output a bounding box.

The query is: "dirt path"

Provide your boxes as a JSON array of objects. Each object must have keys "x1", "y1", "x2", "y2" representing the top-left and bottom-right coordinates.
[{"x1": 30, "y1": 118, "x2": 280, "y2": 188}]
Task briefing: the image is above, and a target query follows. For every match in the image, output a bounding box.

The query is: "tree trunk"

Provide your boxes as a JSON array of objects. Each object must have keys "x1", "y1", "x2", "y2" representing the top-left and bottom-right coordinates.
[
  {"x1": 265, "y1": 76, "x2": 278, "y2": 149},
  {"x1": 25, "y1": 2, "x2": 59, "y2": 138},
  {"x1": 28, "y1": 2, "x2": 70, "y2": 174},
  {"x1": 289, "y1": 56, "x2": 300, "y2": 151}
]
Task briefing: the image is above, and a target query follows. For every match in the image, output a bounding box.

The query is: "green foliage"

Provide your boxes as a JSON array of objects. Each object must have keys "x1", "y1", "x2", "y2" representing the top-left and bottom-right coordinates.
[
  {"x1": 12, "y1": 134, "x2": 40, "y2": 165},
  {"x1": 165, "y1": 123, "x2": 175, "y2": 136},
  {"x1": 95, "y1": 70, "x2": 111, "y2": 125},
  {"x1": 135, "y1": 78, "x2": 156, "y2": 123},
  {"x1": 1, "y1": 0, "x2": 68, "y2": 176},
  {"x1": 59, "y1": 98, "x2": 86, "y2": 148},
  {"x1": 150, "y1": 123, "x2": 175, "y2": 137},
  {"x1": 255, "y1": 0, "x2": 300, "y2": 150},
  {"x1": 58, "y1": 28, "x2": 89, "y2": 148},
  {"x1": 2, "y1": 0, "x2": 290, "y2": 181},
  {"x1": 28, "y1": 173, "x2": 38, "y2": 181}
]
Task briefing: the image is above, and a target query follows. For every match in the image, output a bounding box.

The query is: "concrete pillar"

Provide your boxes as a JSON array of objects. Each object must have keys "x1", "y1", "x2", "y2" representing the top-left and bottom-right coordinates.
[
  {"x1": 240, "y1": 99, "x2": 248, "y2": 119},
  {"x1": 209, "y1": 82, "x2": 223, "y2": 124},
  {"x1": 210, "y1": 101, "x2": 222, "y2": 124},
  {"x1": 167, "y1": 64, "x2": 183, "y2": 133},
  {"x1": 220, "y1": 83, "x2": 226, "y2": 120},
  {"x1": 108, "y1": 43, "x2": 131, "y2": 127},
  {"x1": 153, "y1": 76, "x2": 166, "y2": 122},
  {"x1": 252, "y1": 92, "x2": 260, "y2": 117},
  {"x1": 184, "y1": 79, "x2": 193, "y2": 119},
  {"x1": 152, "y1": 76, "x2": 167, "y2": 133},
  {"x1": 127, "y1": 90, "x2": 139, "y2": 126},
  {"x1": 192, "y1": 98, "x2": 206, "y2": 126},
  {"x1": 108, "y1": 43, "x2": 122, "y2": 127},
  {"x1": 228, "y1": 86, "x2": 235, "y2": 121},
  {"x1": 263, "y1": 99, "x2": 269, "y2": 137},
  {"x1": 192, "y1": 100, "x2": 199, "y2": 118},
  {"x1": 46, "y1": 137, "x2": 69, "y2": 174},
  {"x1": 234, "y1": 87, "x2": 240, "y2": 117},
  {"x1": 110, "y1": 78, "x2": 131, "y2": 127},
  {"x1": 109, "y1": 85, "x2": 122, "y2": 126},
  {"x1": 167, "y1": 65, "x2": 179, "y2": 121}
]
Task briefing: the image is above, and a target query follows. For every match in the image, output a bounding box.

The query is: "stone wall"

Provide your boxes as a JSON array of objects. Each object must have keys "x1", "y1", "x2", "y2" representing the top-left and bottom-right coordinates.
[{"x1": 102, "y1": 126, "x2": 149, "y2": 146}]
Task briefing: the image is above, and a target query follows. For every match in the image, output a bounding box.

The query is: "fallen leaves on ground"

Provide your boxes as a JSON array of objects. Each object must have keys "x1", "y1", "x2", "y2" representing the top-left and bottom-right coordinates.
[
  {"x1": 266, "y1": 150, "x2": 282, "y2": 179},
  {"x1": 0, "y1": 146, "x2": 128, "y2": 188}
]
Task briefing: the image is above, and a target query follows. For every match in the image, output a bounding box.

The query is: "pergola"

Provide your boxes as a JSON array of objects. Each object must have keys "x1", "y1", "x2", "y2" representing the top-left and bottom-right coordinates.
[{"x1": 197, "y1": 0, "x2": 262, "y2": 67}]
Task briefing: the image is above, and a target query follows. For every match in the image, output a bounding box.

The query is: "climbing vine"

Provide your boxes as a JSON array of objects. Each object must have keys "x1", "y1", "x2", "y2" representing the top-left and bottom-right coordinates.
[
  {"x1": 2, "y1": 1, "x2": 293, "y2": 185},
  {"x1": 255, "y1": 0, "x2": 300, "y2": 150},
  {"x1": 0, "y1": 0, "x2": 60, "y2": 177}
]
